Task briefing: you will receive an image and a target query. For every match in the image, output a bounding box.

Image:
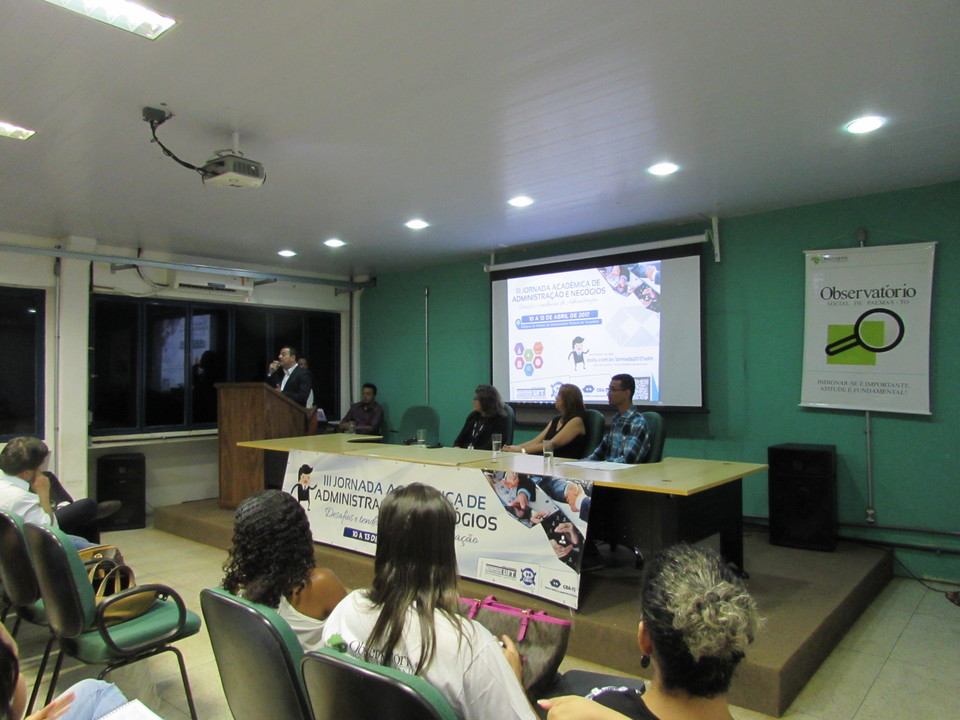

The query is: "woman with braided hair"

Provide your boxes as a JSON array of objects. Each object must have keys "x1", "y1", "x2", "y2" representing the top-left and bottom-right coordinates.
[
  {"x1": 222, "y1": 489, "x2": 347, "y2": 650},
  {"x1": 539, "y1": 544, "x2": 762, "y2": 720}
]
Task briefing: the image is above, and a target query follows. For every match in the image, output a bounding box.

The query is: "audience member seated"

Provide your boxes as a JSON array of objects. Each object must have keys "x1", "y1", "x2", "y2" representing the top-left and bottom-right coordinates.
[
  {"x1": 504, "y1": 384, "x2": 587, "y2": 459},
  {"x1": 0, "y1": 437, "x2": 114, "y2": 549},
  {"x1": 539, "y1": 544, "x2": 761, "y2": 720},
  {"x1": 453, "y1": 384, "x2": 509, "y2": 451},
  {"x1": 338, "y1": 383, "x2": 384, "y2": 434},
  {"x1": 585, "y1": 375, "x2": 650, "y2": 464},
  {"x1": 320, "y1": 483, "x2": 537, "y2": 720},
  {"x1": 222, "y1": 489, "x2": 347, "y2": 650},
  {"x1": 1, "y1": 622, "x2": 128, "y2": 720}
]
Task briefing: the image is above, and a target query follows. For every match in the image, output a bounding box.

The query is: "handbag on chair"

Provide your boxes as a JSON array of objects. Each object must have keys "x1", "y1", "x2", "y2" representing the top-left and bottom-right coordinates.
[
  {"x1": 91, "y1": 562, "x2": 158, "y2": 626},
  {"x1": 459, "y1": 596, "x2": 571, "y2": 697}
]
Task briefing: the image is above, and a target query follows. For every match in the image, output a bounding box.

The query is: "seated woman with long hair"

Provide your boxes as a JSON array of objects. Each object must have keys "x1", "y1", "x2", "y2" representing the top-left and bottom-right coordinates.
[
  {"x1": 222, "y1": 489, "x2": 347, "y2": 650},
  {"x1": 539, "y1": 544, "x2": 761, "y2": 720},
  {"x1": 453, "y1": 384, "x2": 509, "y2": 450},
  {"x1": 504, "y1": 384, "x2": 587, "y2": 459},
  {"x1": 320, "y1": 483, "x2": 536, "y2": 720}
]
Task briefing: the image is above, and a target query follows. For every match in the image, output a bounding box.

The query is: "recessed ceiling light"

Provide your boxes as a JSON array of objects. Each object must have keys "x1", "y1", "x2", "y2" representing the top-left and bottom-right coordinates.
[
  {"x1": 647, "y1": 162, "x2": 680, "y2": 176},
  {"x1": 0, "y1": 121, "x2": 36, "y2": 140},
  {"x1": 844, "y1": 116, "x2": 886, "y2": 134},
  {"x1": 324, "y1": 238, "x2": 346, "y2": 248},
  {"x1": 405, "y1": 219, "x2": 430, "y2": 230},
  {"x1": 278, "y1": 250, "x2": 297, "y2": 257},
  {"x1": 41, "y1": 0, "x2": 176, "y2": 40},
  {"x1": 508, "y1": 196, "x2": 534, "y2": 208}
]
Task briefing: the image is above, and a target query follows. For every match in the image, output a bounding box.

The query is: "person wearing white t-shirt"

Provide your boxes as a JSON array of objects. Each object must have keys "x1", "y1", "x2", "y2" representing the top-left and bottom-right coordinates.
[{"x1": 321, "y1": 483, "x2": 537, "y2": 720}]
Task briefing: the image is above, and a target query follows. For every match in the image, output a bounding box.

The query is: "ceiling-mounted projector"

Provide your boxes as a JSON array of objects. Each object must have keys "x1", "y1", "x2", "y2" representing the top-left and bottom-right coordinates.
[
  {"x1": 202, "y1": 151, "x2": 266, "y2": 188},
  {"x1": 143, "y1": 106, "x2": 266, "y2": 188}
]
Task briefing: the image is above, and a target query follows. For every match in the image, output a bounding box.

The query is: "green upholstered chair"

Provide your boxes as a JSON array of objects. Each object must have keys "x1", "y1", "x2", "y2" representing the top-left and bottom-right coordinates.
[
  {"x1": 393, "y1": 405, "x2": 441, "y2": 445},
  {"x1": 0, "y1": 510, "x2": 51, "y2": 714},
  {"x1": 200, "y1": 587, "x2": 312, "y2": 720},
  {"x1": 301, "y1": 647, "x2": 458, "y2": 720},
  {"x1": 502, "y1": 403, "x2": 516, "y2": 445},
  {"x1": 24, "y1": 523, "x2": 200, "y2": 719},
  {"x1": 641, "y1": 411, "x2": 665, "y2": 462},
  {"x1": 581, "y1": 409, "x2": 605, "y2": 458}
]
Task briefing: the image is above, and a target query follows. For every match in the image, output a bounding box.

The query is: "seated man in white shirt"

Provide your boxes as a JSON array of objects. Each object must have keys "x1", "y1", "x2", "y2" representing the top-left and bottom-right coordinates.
[{"x1": 0, "y1": 437, "x2": 110, "y2": 549}]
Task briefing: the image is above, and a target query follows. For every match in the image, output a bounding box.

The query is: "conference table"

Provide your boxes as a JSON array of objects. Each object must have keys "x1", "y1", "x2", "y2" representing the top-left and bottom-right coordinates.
[{"x1": 237, "y1": 434, "x2": 766, "y2": 574}]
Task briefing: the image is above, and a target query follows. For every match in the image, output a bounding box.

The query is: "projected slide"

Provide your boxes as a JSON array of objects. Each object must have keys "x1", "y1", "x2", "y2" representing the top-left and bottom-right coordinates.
[{"x1": 506, "y1": 262, "x2": 662, "y2": 405}]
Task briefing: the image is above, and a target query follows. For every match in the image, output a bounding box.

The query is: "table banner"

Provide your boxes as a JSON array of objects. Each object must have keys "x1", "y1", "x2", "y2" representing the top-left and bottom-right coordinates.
[
  {"x1": 284, "y1": 451, "x2": 594, "y2": 608},
  {"x1": 800, "y1": 243, "x2": 935, "y2": 414}
]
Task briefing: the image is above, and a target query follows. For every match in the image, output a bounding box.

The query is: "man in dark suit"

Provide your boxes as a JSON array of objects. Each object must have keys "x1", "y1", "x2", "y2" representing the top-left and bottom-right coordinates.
[{"x1": 267, "y1": 345, "x2": 314, "y2": 406}]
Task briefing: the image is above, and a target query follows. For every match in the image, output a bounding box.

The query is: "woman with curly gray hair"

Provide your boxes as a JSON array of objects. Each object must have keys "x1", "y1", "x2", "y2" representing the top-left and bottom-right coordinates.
[
  {"x1": 540, "y1": 544, "x2": 761, "y2": 720},
  {"x1": 222, "y1": 489, "x2": 347, "y2": 650}
]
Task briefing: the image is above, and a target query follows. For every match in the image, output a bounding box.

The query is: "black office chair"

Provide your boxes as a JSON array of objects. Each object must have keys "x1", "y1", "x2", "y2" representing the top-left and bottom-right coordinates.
[
  {"x1": 581, "y1": 409, "x2": 605, "y2": 458},
  {"x1": 393, "y1": 405, "x2": 441, "y2": 445},
  {"x1": 200, "y1": 587, "x2": 312, "y2": 720},
  {"x1": 0, "y1": 510, "x2": 51, "y2": 714},
  {"x1": 502, "y1": 403, "x2": 516, "y2": 445},
  {"x1": 301, "y1": 647, "x2": 458, "y2": 720},
  {"x1": 641, "y1": 411, "x2": 665, "y2": 462},
  {"x1": 24, "y1": 523, "x2": 201, "y2": 719}
]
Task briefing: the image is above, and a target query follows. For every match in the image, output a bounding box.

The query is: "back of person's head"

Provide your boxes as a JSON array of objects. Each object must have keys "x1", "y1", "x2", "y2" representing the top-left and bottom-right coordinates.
[
  {"x1": 557, "y1": 383, "x2": 586, "y2": 420},
  {"x1": 368, "y1": 483, "x2": 461, "y2": 672},
  {"x1": 0, "y1": 437, "x2": 48, "y2": 476},
  {"x1": 222, "y1": 489, "x2": 315, "y2": 608},
  {"x1": 640, "y1": 544, "x2": 760, "y2": 698},
  {"x1": 0, "y1": 634, "x2": 21, "y2": 720},
  {"x1": 474, "y1": 384, "x2": 505, "y2": 417},
  {"x1": 611, "y1": 373, "x2": 635, "y2": 397}
]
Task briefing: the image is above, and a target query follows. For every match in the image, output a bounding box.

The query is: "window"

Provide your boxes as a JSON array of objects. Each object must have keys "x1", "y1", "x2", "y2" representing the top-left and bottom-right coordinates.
[
  {"x1": 90, "y1": 294, "x2": 340, "y2": 435},
  {"x1": 0, "y1": 287, "x2": 45, "y2": 439}
]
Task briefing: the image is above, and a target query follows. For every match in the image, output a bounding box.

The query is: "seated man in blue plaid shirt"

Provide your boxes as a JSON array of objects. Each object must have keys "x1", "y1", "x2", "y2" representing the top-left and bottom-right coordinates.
[{"x1": 586, "y1": 374, "x2": 651, "y2": 464}]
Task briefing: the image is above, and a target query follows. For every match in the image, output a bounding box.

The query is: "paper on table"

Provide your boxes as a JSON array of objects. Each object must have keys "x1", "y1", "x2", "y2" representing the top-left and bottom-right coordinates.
[
  {"x1": 562, "y1": 460, "x2": 637, "y2": 471},
  {"x1": 99, "y1": 699, "x2": 164, "y2": 720}
]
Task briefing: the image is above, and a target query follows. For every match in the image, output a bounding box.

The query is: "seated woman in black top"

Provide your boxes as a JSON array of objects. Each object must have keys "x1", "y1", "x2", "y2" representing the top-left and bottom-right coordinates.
[
  {"x1": 453, "y1": 384, "x2": 509, "y2": 450},
  {"x1": 504, "y1": 383, "x2": 587, "y2": 459},
  {"x1": 538, "y1": 544, "x2": 761, "y2": 720}
]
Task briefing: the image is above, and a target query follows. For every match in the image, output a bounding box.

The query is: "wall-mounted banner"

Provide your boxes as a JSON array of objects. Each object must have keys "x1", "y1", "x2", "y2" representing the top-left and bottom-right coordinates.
[
  {"x1": 800, "y1": 243, "x2": 936, "y2": 414},
  {"x1": 284, "y1": 451, "x2": 593, "y2": 608}
]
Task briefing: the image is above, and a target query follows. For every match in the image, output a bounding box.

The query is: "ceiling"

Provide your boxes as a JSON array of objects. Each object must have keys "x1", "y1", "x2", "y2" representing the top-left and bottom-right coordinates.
[{"x1": 1, "y1": 1, "x2": 958, "y2": 279}]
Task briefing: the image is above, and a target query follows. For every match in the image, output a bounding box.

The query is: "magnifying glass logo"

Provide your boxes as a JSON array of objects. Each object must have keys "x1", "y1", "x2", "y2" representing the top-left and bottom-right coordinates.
[{"x1": 824, "y1": 308, "x2": 905, "y2": 357}]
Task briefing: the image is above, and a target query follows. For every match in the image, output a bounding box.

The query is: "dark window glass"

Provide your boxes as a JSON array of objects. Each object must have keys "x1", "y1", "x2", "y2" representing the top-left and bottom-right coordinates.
[
  {"x1": 190, "y1": 306, "x2": 230, "y2": 425},
  {"x1": 90, "y1": 294, "x2": 340, "y2": 434},
  {"x1": 0, "y1": 287, "x2": 44, "y2": 438},
  {"x1": 145, "y1": 303, "x2": 188, "y2": 427},
  {"x1": 235, "y1": 307, "x2": 269, "y2": 382},
  {"x1": 90, "y1": 298, "x2": 138, "y2": 431}
]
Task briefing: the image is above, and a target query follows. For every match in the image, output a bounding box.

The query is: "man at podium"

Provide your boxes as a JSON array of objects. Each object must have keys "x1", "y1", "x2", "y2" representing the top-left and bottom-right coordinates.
[{"x1": 267, "y1": 346, "x2": 314, "y2": 407}]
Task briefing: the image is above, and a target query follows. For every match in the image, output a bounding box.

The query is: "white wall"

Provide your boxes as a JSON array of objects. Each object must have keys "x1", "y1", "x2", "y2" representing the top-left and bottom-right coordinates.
[{"x1": 1, "y1": 232, "x2": 356, "y2": 509}]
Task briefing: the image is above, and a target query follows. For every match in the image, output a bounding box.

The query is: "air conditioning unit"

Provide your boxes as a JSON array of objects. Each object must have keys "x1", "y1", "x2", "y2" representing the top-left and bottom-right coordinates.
[{"x1": 171, "y1": 271, "x2": 254, "y2": 297}]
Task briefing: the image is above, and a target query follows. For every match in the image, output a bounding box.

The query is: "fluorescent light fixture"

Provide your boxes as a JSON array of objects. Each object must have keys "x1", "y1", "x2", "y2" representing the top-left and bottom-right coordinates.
[
  {"x1": 405, "y1": 219, "x2": 430, "y2": 230},
  {"x1": 0, "y1": 121, "x2": 36, "y2": 140},
  {"x1": 845, "y1": 116, "x2": 886, "y2": 134},
  {"x1": 508, "y1": 195, "x2": 534, "y2": 208},
  {"x1": 41, "y1": 0, "x2": 176, "y2": 40},
  {"x1": 278, "y1": 249, "x2": 297, "y2": 257},
  {"x1": 324, "y1": 238, "x2": 346, "y2": 248},
  {"x1": 647, "y1": 162, "x2": 680, "y2": 176}
]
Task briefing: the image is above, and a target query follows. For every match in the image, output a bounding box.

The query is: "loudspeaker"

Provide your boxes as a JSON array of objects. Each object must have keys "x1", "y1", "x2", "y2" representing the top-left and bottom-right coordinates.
[
  {"x1": 96, "y1": 453, "x2": 146, "y2": 530},
  {"x1": 768, "y1": 443, "x2": 837, "y2": 551}
]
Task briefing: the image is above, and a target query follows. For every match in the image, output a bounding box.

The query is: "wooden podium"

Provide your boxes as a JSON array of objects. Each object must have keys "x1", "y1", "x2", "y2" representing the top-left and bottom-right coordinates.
[{"x1": 216, "y1": 382, "x2": 309, "y2": 508}]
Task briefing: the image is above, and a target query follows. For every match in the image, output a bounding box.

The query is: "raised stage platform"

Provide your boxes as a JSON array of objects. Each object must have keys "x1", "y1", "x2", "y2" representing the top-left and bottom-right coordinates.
[{"x1": 156, "y1": 498, "x2": 892, "y2": 717}]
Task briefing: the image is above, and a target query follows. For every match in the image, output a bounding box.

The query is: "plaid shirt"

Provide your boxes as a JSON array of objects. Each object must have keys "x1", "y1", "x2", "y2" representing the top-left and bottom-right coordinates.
[{"x1": 586, "y1": 407, "x2": 651, "y2": 464}]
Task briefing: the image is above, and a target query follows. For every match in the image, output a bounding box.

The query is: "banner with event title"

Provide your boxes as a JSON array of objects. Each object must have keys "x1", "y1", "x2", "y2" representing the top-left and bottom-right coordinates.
[
  {"x1": 800, "y1": 243, "x2": 935, "y2": 414},
  {"x1": 283, "y1": 452, "x2": 594, "y2": 608}
]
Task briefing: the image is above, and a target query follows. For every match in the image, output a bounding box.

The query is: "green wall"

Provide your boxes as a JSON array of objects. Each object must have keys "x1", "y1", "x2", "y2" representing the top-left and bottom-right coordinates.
[{"x1": 360, "y1": 180, "x2": 960, "y2": 583}]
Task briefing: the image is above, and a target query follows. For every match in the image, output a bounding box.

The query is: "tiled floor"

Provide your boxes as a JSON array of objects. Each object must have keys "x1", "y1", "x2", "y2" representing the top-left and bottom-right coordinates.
[{"x1": 11, "y1": 526, "x2": 956, "y2": 720}]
